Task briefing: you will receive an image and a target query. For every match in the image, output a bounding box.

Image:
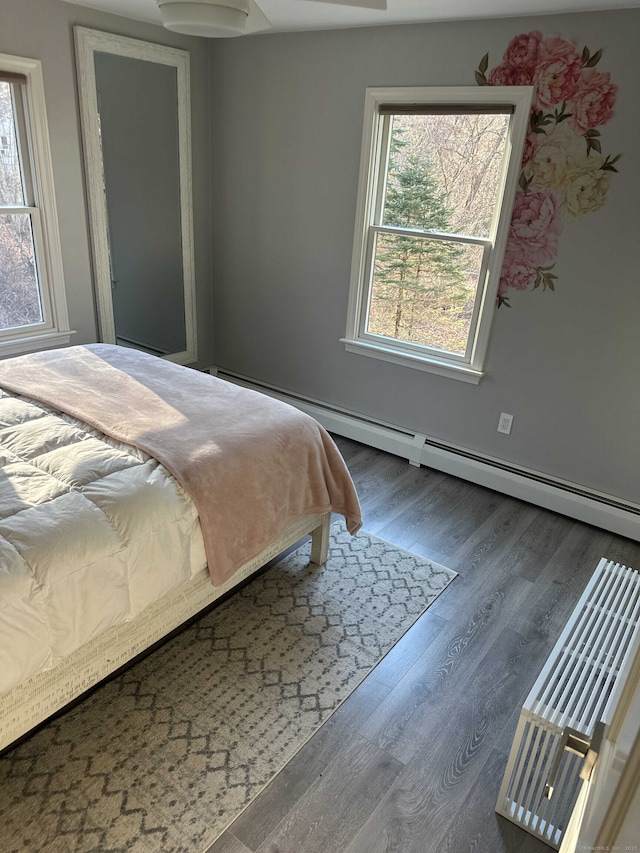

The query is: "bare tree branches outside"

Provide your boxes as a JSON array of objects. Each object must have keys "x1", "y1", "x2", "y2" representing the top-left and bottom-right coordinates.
[
  {"x1": 367, "y1": 112, "x2": 509, "y2": 355},
  {"x1": 0, "y1": 81, "x2": 43, "y2": 331}
]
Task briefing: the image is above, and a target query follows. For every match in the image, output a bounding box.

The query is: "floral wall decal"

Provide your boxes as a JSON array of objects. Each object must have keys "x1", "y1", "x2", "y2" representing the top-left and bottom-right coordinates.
[{"x1": 476, "y1": 32, "x2": 620, "y2": 307}]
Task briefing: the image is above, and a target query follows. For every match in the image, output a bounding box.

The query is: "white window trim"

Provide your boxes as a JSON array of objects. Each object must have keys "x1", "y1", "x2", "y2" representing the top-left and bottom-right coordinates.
[
  {"x1": 0, "y1": 53, "x2": 73, "y2": 356},
  {"x1": 343, "y1": 86, "x2": 534, "y2": 384}
]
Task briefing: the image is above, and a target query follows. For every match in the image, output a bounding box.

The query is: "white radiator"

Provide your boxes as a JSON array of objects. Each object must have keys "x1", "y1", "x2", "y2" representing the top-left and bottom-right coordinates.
[{"x1": 496, "y1": 558, "x2": 640, "y2": 849}]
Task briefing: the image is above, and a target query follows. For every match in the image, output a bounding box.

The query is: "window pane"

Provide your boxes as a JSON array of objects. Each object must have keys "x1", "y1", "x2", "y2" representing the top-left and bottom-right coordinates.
[
  {"x1": 382, "y1": 113, "x2": 510, "y2": 238},
  {"x1": 0, "y1": 214, "x2": 43, "y2": 329},
  {"x1": 0, "y1": 82, "x2": 25, "y2": 206},
  {"x1": 367, "y1": 232, "x2": 484, "y2": 356}
]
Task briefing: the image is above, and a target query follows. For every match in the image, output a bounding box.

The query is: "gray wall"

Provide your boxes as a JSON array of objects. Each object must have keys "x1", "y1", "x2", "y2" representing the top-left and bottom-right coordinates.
[
  {"x1": 0, "y1": 0, "x2": 213, "y2": 368},
  {"x1": 209, "y1": 11, "x2": 640, "y2": 506}
]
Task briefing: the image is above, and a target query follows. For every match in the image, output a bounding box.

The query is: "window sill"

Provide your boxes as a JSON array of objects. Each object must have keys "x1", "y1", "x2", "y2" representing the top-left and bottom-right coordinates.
[
  {"x1": 0, "y1": 330, "x2": 76, "y2": 360},
  {"x1": 341, "y1": 338, "x2": 484, "y2": 385}
]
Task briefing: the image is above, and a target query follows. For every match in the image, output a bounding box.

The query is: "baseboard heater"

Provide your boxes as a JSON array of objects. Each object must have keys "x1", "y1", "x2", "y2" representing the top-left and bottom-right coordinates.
[
  {"x1": 496, "y1": 558, "x2": 640, "y2": 849},
  {"x1": 212, "y1": 368, "x2": 640, "y2": 542}
]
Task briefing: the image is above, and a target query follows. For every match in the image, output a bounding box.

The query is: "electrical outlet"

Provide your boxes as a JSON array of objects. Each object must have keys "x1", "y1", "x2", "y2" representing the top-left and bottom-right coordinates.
[{"x1": 498, "y1": 413, "x2": 513, "y2": 435}]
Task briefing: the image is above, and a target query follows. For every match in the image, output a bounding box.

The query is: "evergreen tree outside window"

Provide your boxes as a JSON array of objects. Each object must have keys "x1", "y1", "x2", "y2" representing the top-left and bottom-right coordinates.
[{"x1": 344, "y1": 87, "x2": 533, "y2": 383}]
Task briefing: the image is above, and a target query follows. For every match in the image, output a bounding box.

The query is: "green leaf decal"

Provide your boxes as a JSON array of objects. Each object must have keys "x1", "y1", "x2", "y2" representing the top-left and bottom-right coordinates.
[
  {"x1": 553, "y1": 102, "x2": 573, "y2": 125},
  {"x1": 519, "y1": 172, "x2": 533, "y2": 193},
  {"x1": 533, "y1": 265, "x2": 558, "y2": 291},
  {"x1": 586, "y1": 48, "x2": 603, "y2": 67},
  {"x1": 601, "y1": 153, "x2": 621, "y2": 172}
]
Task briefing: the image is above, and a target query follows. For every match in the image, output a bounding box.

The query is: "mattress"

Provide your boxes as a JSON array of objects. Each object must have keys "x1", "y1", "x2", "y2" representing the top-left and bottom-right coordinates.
[{"x1": 0, "y1": 390, "x2": 207, "y2": 697}]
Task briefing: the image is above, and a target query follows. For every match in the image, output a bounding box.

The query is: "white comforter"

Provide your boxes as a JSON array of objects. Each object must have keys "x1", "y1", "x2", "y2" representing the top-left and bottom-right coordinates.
[{"x1": 0, "y1": 391, "x2": 206, "y2": 696}]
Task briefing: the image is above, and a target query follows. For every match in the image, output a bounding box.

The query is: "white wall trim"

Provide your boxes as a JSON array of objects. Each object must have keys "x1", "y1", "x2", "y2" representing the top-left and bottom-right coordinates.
[
  {"x1": 341, "y1": 338, "x2": 484, "y2": 384},
  {"x1": 211, "y1": 367, "x2": 640, "y2": 543},
  {"x1": 0, "y1": 330, "x2": 74, "y2": 359},
  {"x1": 74, "y1": 27, "x2": 197, "y2": 365}
]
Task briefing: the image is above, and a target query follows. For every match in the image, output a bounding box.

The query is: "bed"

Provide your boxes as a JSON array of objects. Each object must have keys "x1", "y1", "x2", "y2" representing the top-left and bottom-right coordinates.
[{"x1": 0, "y1": 344, "x2": 362, "y2": 752}]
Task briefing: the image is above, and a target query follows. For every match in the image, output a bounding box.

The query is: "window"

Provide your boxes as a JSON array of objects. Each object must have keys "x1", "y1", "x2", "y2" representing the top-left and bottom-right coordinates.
[
  {"x1": 0, "y1": 55, "x2": 71, "y2": 356},
  {"x1": 344, "y1": 87, "x2": 533, "y2": 384}
]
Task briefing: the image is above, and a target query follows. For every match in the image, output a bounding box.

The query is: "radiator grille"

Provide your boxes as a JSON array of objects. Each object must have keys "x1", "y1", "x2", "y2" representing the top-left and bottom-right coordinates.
[{"x1": 496, "y1": 558, "x2": 640, "y2": 849}]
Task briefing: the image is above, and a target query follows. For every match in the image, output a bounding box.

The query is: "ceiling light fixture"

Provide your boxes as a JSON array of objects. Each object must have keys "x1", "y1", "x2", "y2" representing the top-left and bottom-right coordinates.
[
  {"x1": 157, "y1": 0, "x2": 262, "y2": 38},
  {"x1": 157, "y1": 0, "x2": 387, "y2": 38}
]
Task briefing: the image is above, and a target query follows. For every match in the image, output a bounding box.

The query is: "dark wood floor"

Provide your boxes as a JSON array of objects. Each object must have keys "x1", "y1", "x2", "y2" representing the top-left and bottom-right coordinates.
[{"x1": 206, "y1": 436, "x2": 640, "y2": 853}]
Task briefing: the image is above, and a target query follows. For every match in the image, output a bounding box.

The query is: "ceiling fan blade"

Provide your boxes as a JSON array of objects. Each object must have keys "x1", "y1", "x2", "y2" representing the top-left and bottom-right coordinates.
[
  {"x1": 245, "y1": 0, "x2": 272, "y2": 32},
  {"x1": 299, "y1": 0, "x2": 387, "y2": 8}
]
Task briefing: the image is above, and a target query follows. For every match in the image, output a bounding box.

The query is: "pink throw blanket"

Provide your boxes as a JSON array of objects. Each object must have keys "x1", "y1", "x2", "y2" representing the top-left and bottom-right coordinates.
[{"x1": 0, "y1": 345, "x2": 362, "y2": 585}]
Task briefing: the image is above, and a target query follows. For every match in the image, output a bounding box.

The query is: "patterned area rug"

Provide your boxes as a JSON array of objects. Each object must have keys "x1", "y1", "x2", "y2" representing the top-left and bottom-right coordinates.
[{"x1": 0, "y1": 526, "x2": 455, "y2": 853}]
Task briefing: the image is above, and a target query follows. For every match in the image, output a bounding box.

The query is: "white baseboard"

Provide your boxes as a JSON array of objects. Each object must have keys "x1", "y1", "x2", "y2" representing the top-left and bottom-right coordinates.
[{"x1": 212, "y1": 367, "x2": 640, "y2": 543}]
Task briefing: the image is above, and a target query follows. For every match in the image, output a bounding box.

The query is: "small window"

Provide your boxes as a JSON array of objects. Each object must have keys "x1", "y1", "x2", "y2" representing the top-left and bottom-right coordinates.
[
  {"x1": 344, "y1": 87, "x2": 533, "y2": 383},
  {"x1": 0, "y1": 56, "x2": 72, "y2": 355}
]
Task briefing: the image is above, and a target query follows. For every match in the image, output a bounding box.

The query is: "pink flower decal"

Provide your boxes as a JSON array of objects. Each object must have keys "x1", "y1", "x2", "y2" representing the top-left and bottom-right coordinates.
[
  {"x1": 504, "y1": 30, "x2": 543, "y2": 69},
  {"x1": 488, "y1": 63, "x2": 533, "y2": 87},
  {"x1": 568, "y1": 68, "x2": 618, "y2": 133},
  {"x1": 475, "y1": 31, "x2": 620, "y2": 307},
  {"x1": 487, "y1": 31, "x2": 542, "y2": 86},
  {"x1": 508, "y1": 188, "x2": 564, "y2": 267},
  {"x1": 498, "y1": 253, "x2": 536, "y2": 295},
  {"x1": 534, "y1": 36, "x2": 582, "y2": 110}
]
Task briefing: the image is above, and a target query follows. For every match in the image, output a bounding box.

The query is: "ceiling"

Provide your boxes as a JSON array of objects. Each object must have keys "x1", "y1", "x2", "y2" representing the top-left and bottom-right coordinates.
[{"x1": 61, "y1": 0, "x2": 639, "y2": 34}]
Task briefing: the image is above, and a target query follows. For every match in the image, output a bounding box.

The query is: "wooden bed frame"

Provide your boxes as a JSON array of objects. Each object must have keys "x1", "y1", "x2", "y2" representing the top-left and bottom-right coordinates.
[{"x1": 0, "y1": 512, "x2": 331, "y2": 753}]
